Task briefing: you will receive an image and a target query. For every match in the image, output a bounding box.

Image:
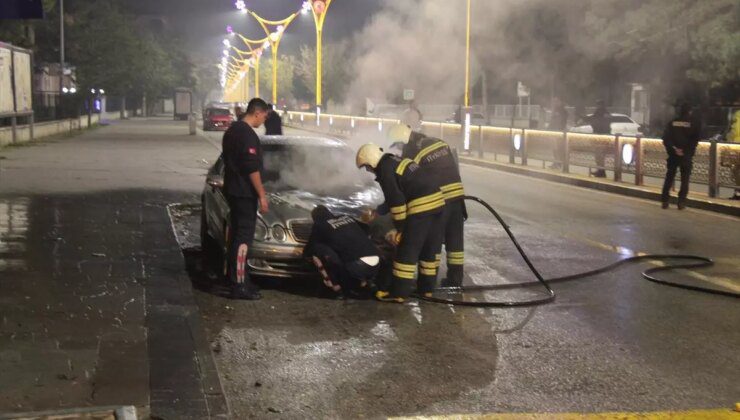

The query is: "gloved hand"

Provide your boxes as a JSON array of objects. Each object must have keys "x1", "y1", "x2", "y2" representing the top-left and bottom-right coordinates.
[{"x1": 385, "y1": 229, "x2": 402, "y2": 246}]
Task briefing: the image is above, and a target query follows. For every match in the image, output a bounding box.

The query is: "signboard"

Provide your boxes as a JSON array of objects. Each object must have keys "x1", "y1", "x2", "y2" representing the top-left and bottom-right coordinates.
[
  {"x1": 517, "y1": 81, "x2": 530, "y2": 98},
  {"x1": 0, "y1": 47, "x2": 13, "y2": 114},
  {"x1": 13, "y1": 50, "x2": 32, "y2": 112},
  {"x1": 403, "y1": 89, "x2": 415, "y2": 101}
]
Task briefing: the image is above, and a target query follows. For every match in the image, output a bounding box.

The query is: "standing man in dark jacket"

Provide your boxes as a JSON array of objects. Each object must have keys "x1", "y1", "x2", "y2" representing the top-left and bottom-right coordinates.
[
  {"x1": 303, "y1": 205, "x2": 380, "y2": 296},
  {"x1": 222, "y1": 98, "x2": 270, "y2": 299},
  {"x1": 661, "y1": 103, "x2": 701, "y2": 210},
  {"x1": 356, "y1": 144, "x2": 446, "y2": 303},
  {"x1": 590, "y1": 100, "x2": 611, "y2": 178},
  {"x1": 264, "y1": 104, "x2": 283, "y2": 135},
  {"x1": 549, "y1": 97, "x2": 569, "y2": 169},
  {"x1": 387, "y1": 124, "x2": 466, "y2": 288}
]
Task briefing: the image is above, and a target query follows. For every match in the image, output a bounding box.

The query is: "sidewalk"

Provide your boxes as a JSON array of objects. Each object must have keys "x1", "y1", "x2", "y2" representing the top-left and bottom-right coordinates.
[{"x1": 0, "y1": 117, "x2": 226, "y2": 418}]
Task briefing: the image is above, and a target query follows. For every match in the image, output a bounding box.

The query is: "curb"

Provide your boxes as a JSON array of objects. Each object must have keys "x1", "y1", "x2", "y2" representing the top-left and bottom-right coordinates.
[{"x1": 459, "y1": 156, "x2": 740, "y2": 218}]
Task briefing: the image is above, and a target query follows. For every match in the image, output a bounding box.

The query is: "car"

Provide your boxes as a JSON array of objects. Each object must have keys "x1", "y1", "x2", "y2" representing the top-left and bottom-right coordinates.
[
  {"x1": 446, "y1": 112, "x2": 487, "y2": 125},
  {"x1": 203, "y1": 107, "x2": 235, "y2": 131},
  {"x1": 570, "y1": 113, "x2": 643, "y2": 136},
  {"x1": 200, "y1": 135, "x2": 383, "y2": 278}
]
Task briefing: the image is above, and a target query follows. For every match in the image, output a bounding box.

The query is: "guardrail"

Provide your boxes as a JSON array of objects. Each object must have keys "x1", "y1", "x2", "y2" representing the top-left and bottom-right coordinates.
[{"x1": 285, "y1": 110, "x2": 740, "y2": 198}]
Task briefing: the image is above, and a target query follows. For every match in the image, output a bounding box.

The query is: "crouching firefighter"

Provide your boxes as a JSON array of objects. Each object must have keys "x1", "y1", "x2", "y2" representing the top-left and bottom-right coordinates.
[
  {"x1": 356, "y1": 143, "x2": 446, "y2": 303},
  {"x1": 388, "y1": 125, "x2": 466, "y2": 287},
  {"x1": 303, "y1": 205, "x2": 380, "y2": 297}
]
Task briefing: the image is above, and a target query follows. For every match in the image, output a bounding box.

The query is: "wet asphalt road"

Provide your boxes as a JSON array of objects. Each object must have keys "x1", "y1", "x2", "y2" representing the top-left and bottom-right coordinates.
[
  {"x1": 193, "y1": 129, "x2": 740, "y2": 418},
  {"x1": 0, "y1": 119, "x2": 736, "y2": 419}
]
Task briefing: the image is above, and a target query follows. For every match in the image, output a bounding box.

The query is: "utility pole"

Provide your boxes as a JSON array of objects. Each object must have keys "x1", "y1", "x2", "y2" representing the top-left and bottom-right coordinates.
[{"x1": 59, "y1": 0, "x2": 65, "y2": 119}]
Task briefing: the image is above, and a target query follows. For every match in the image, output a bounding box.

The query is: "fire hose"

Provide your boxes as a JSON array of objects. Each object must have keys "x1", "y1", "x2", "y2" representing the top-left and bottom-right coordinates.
[{"x1": 415, "y1": 195, "x2": 738, "y2": 307}]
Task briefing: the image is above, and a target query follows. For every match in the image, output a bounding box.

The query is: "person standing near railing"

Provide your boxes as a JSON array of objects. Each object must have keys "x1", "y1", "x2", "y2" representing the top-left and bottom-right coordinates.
[
  {"x1": 661, "y1": 102, "x2": 701, "y2": 210},
  {"x1": 590, "y1": 100, "x2": 611, "y2": 178},
  {"x1": 548, "y1": 97, "x2": 569, "y2": 170}
]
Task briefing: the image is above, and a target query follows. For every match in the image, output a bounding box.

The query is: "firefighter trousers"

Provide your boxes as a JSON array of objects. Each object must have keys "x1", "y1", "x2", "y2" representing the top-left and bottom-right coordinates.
[
  {"x1": 443, "y1": 200, "x2": 465, "y2": 287},
  {"x1": 390, "y1": 212, "x2": 444, "y2": 298}
]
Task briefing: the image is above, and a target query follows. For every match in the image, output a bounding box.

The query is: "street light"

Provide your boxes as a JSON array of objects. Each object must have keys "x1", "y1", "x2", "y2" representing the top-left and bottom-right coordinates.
[
  {"x1": 307, "y1": 0, "x2": 333, "y2": 110},
  {"x1": 236, "y1": 7, "x2": 299, "y2": 104}
]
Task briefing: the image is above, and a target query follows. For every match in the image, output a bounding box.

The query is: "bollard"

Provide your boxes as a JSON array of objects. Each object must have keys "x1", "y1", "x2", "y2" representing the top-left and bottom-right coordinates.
[
  {"x1": 708, "y1": 141, "x2": 719, "y2": 198},
  {"x1": 189, "y1": 112, "x2": 197, "y2": 135},
  {"x1": 613, "y1": 135, "x2": 622, "y2": 182},
  {"x1": 562, "y1": 131, "x2": 570, "y2": 173}
]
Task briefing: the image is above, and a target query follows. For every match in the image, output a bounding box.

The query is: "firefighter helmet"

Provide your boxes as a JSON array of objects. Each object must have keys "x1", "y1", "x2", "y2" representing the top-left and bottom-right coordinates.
[
  {"x1": 356, "y1": 143, "x2": 384, "y2": 169},
  {"x1": 387, "y1": 124, "x2": 412, "y2": 143}
]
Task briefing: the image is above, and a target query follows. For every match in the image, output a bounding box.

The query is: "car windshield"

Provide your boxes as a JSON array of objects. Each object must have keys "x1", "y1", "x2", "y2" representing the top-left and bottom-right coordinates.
[
  {"x1": 262, "y1": 143, "x2": 374, "y2": 196},
  {"x1": 208, "y1": 109, "x2": 231, "y2": 116}
]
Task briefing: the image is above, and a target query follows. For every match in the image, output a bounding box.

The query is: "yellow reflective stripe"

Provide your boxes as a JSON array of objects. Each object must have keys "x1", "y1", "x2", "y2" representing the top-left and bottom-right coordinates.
[
  {"x1": 419, "y1": 267, "x2": 437, "y2": 276},
  {"x1": 390, "y1": 205, "x2": 407, "y2": 214},
  {"x1": 395, "y1": 159, "x2": 413, "y2": 176},
  {"x1": 407, "y1": 192, "x2": 444, "y2": 206},
  {"x1": 407, "y1": 198, "x2": 445, "y2": 215},
  {"x1": 443, "y1": 189, "x2": 465, "y2": 200},
  {"x1": 393, "y1": 269, "x2": 416, "y2": 279},
  {"x1": 447, "y1": 259, "x2": 464, "y2": 266},
  {"x1": 419, "y1": 261, "x2": 437, "y2": 269},
  {"x1": 440, "y1": 182, "x2": 464, "y2": 191},
  {"x1": 448, "y1": 251, "x2": 464, "y2": 258},
  {"x1": 392, "y1": 212, "x2": 407, "y2": 221},
  {"x1": 393, "y1": 261, "x2": 417, "y2": 272},
  {"x1": 414, "y1": 141, "x2": 447, "y2": 164}
]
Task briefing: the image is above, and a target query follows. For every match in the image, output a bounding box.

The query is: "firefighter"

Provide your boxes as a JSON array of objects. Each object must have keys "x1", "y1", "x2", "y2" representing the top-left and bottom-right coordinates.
[
  {"x1": 356, "y1": 143, "x2": 446, "y2": 303},
  {"x1": 387, "y1": 124, "x2": 466, "y2": 288},
  {"x1": 303, "y1": 205, "x2": 380, "y2": 297},
  {"x1": 661, "y1": 102, "x2": 701, "y2": 210}
]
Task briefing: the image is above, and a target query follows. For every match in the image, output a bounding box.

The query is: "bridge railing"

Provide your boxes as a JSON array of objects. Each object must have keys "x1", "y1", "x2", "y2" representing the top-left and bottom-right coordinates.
[{"x1": 284, "y1": 111, "x2": 740, "y2": 198}]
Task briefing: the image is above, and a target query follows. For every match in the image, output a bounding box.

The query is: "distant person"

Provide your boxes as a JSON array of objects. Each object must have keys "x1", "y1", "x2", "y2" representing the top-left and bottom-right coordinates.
[
  {"x1": 221, "y1": 98, "x2": 271, "y2": 299},
  {"x1": 264, "y1": 104, "x2": 283, "y2": 135},
  {"x1": 589, "y1": 100, "x2": 612, "y2": 178},
  {"x1": 548, "y1": 97, "x2": 569, "y2": 169},
  {"x1": 661, "y1": 103, "x2": 701, "y2": 210},
  {"x1": 400, "y1": 101, "x2": 423, "y2": 131},
  {"x1": 303, "y1": 205, "x2": 380, "y2": 298}
]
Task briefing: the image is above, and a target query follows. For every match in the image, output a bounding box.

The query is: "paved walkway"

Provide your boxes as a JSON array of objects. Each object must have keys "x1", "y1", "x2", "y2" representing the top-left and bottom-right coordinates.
[{"x1": 0, "y1": 118, "x2": 226, "y2": 418}]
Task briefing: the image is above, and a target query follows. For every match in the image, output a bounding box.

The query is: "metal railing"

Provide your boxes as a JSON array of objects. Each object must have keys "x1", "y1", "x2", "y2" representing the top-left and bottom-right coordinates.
[{"x1": 285, "y1": 111, "x2": 740, "y2": 198}]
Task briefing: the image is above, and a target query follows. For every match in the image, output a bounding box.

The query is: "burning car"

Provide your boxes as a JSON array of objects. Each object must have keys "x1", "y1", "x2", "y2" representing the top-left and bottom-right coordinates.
[{"x1": 200, "y1": 135, "x2": 383, "y2": 278}]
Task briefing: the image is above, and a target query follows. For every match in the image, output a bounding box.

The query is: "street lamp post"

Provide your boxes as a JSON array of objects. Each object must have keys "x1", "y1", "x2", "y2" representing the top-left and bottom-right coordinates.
[
  {"x1": 308, "y1": 0, "x2": 332, "y2": 111},
  {"x1": 464, "y1": 0, "x2": 471, "y2": 108},
  {"x1": 244, "y1": 12, "x2": 298, "y2": 104}
]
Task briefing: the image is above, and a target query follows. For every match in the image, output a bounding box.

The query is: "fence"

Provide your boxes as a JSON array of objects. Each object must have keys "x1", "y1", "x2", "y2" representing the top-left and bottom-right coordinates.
[{"x1": 284, "y1": 111, "x2": 740, "y2": 198}]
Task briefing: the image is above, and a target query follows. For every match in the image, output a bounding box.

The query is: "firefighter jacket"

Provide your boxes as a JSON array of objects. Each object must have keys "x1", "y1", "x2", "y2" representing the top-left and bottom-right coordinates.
[
  {"x1": 303, "y1": 212, "x2": 378, "y2": 263},
  {"x1": 375, "y1": 153, "x2": 445, "y2": 231},
  {"x1": 401, "y1": 132, "x2": 465, "y2": 203}
]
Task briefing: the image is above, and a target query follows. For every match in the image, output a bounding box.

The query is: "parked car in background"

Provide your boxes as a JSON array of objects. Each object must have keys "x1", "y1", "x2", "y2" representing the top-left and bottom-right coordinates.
[
  {"x1": 203, "y1": 107, "x2": 235, "y2": 131},
  {"x1": 200, "y1": 135, "x2": 382, "y2": 278},
  {"x1": 571, "y1": 113, "x2": 643, "y2": 136}
]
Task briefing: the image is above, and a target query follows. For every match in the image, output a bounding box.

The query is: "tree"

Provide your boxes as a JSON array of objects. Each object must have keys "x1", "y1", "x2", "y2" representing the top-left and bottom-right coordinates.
[
  {"x1": 258, "y1": 54, "x2": 296, "y2": 103},
  {"x1": 295, "y1": 41, "x2": 353, "y2": 106}
]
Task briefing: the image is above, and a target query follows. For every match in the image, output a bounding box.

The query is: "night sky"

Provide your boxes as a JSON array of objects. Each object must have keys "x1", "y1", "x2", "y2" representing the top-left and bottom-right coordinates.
[{"x1": 128, "y1": 0, "x2": 384, "y2": 61}]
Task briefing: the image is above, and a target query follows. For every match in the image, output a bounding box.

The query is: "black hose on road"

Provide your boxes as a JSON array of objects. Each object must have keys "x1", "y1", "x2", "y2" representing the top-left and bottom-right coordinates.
[{"x1": 416, "y1": 195, "x2": 737, "y2": 308}]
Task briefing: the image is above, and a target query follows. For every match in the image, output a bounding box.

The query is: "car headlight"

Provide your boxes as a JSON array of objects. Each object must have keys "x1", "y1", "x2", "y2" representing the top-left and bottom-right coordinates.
[
  {"x1": 271, "y1": 224, "x2": 288, "y2": 242},
  {"x1": 254, "y1": 217, "x2": 268, "y2": 241}
]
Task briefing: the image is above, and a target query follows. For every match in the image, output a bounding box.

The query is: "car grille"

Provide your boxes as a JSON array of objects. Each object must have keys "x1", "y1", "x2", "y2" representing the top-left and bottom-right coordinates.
[{"x1": 289, "y1": 219, "x2": 313, "y2": 243}]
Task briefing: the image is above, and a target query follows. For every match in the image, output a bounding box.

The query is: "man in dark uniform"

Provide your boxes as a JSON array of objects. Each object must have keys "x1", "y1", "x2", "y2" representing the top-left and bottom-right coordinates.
[
  {"x1": 661, "y1": 103, "x2": 701, "y2": 210},
  {"x1": 264, "y1": 104, "x2": 283, "y2": 135},
  {"x1": 589, "y1": 100, "x2": 612, "y2": 178},
  {"x1": 356, "y1": 143, "x2": 446, "y2": 303},
  {"x1": 303, "y1": 205, "x2": 380, "y2": 297},
  {"x1": 387, "y1": 124, "x2": 466, "y2": 288},
  {"x1": 222, "y1": 98, "x2": 271, "y2": 299}
]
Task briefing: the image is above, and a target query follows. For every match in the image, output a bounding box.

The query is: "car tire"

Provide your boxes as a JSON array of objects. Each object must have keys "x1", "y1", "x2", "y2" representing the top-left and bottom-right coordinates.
[{"x1": 200, "y1": 204, "x2": 224, "y2": 278}]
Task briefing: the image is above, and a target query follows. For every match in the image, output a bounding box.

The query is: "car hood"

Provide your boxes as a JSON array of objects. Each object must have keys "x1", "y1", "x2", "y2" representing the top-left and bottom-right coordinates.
[{"x1": 262, "y1": 187, "x2": 383, "y2": 226}]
